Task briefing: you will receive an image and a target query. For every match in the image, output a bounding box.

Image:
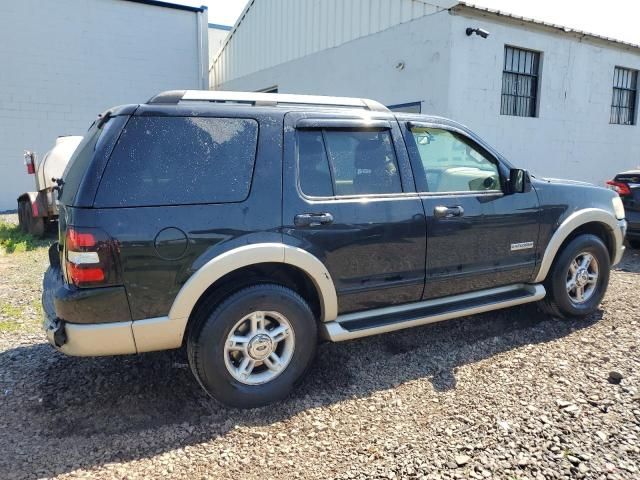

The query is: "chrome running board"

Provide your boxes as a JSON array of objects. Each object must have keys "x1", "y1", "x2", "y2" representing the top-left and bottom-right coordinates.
[{"x1": 321, "y1": 284, "x2": 546, "y2": 342}]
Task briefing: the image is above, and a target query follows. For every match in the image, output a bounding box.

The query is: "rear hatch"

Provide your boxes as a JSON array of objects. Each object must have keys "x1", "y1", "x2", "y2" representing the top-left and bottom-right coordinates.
[{"x1": 53, "y1": 107, "x2": 135, "y2": 284}]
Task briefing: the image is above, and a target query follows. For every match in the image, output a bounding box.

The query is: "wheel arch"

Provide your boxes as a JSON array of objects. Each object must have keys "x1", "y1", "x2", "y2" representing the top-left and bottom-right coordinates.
[
  {"x1": 17, "y1": 191, "x2": 46, "y2": 218},
  {"x1": 534, "y1": 208, "x2": 623, "y2": 283},
  {"x1": 157, "y1": 243, "x2": 336, "y2": 348}
]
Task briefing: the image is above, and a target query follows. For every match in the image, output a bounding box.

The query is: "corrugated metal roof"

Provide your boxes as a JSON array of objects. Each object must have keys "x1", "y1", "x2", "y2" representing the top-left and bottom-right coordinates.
[{"x1": 455, "y1": 2, "x2": 640, "y2": 51}]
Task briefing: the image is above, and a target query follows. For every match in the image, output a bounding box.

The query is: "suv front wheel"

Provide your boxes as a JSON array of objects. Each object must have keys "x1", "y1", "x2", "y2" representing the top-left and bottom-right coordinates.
[
  {"x1": 538, "y1": 234, "x2": 610, "y2": 318},
  {"x1": 187, "y1": 284, "x2": 317, "y2": 408}
]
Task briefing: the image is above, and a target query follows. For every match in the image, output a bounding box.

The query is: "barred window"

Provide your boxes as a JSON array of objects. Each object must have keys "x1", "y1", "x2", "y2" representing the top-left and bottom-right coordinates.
[
  {"x1": 611, "y1": 67, "x2": 637, "y2": 125},
  {"x1": 501, "y1": 46, "x2": 540, "y2": 117}
]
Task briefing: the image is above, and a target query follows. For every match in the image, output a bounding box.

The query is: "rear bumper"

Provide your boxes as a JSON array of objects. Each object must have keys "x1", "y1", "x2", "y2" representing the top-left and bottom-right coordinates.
[
  {"x1": 43, "y1": 266, "x2": 183, "y2": 356},
  {"x1": 43, "y1": 314, "x2": 182, "y2": 357},
  {"x1": 42, "y1": 267, "x2": 137, "y2": 356},
  {"x1": 43, "y1": 315, "x2": 137, "y2": 356},
  {"x1": 44, "y1": 264, "x2": 131, "y2": 325},
  {"x1": 626, "y1": 223, "x2": 640, "y2": 239},
  {"x1": 625, "y1": 209, "x2": 640, "y2": 238}
]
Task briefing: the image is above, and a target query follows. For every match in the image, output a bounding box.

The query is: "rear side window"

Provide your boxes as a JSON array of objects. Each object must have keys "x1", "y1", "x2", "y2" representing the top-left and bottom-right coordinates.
[
  {"x1": 298, "y1": 129, "x2": 402, "y2": 197},
  {"x1": 298, "y1": 130, "x2": 333, "y2": 197},
  {"x1": 95, "y1": 117, "x2": 258, "y2": 207},
  {"x1": 59, "y1": 123, "x2": 102, "y2": 205}
]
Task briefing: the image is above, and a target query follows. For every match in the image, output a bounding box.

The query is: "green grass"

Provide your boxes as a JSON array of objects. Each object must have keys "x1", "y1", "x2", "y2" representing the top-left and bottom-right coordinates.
[
  {"x1": 0, "y1": 302, "x2": 41, "y2": 333},
  {"x1": 0, "y1": 221, "x2": 47, "y2": 254},
  {"x1": 0, "y1": 303, "x2": 26, "y2": 332},
  {"x1": 0, "y1": 303, "x2": 23, "y2": 318},
  {"x1": 0, "y1": 320, "x2": 22, "y2": 333}
]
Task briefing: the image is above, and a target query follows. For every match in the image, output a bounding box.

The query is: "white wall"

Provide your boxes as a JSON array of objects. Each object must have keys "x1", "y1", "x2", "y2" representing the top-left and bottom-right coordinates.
[
  {"x1": 0, "y1": 0, "x2": 206, "y2": 210},
  {"x1": 208, "y1": 26, "x2": 230, "y2": 63},
  {"x1": 212, "y1": 0, "x2": 457, "y2": 89},
  {"x1": 218, "y1": 10, "x2": 454, "y2": 116},
  {"x1": 447, "y1": 11, "x2": 640, "y2": 185},
  {"x1": 218, "y1": 6, "x2": 640, "y2": 187}
]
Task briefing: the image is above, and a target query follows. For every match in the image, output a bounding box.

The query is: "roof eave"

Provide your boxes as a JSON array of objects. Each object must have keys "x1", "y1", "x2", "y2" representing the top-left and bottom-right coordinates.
[
  {"x1": 452, "y1": 2, "x2": 640, "y2": 53},
  {"x1": 122, "y1": 0, "x2": 207, "y2": 14}
]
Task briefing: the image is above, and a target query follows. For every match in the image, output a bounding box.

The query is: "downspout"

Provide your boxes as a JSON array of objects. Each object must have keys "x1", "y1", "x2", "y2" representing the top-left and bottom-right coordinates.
[{"x1": 196, "y1": 6, "x2": 209, "y2": 89}]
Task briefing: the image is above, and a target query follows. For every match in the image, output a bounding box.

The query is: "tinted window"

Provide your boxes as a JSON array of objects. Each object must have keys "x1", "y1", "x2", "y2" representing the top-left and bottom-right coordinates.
[
  {"x1": 298, "y1": 130, "x2": 333, "y2": 197},
  {"x1": 298, "y1": 129, "x2": 402, "y2": 197},
  {"x1": 325, "y1": 130, "x2": 401, "y2": 196},
  {"x1": 410, "y1": 127, "x2": 500, "y2": 193},
  {"x1": 95, "y1": 117, "x2": 258, "y2": 207},
  {"x1": 59, "y1": 123, "x2": 102, "y2": 205}
]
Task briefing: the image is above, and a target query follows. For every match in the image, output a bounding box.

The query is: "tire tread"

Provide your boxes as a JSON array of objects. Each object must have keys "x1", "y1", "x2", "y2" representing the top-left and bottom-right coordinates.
[
  {"x1": 187, "y1": 283, "x2": 315, "y2": 407},
  {"x1": 537, "y1": 233, "x2": 609, "y2": 319}
]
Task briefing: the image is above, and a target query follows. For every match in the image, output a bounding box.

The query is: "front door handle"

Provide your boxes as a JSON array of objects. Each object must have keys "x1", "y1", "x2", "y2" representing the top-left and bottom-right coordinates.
[
  {"x1": 294, "y1": 212, "x2": 334, "y2": 227},
  {"x1": 433, "y1": 205, "x2": 464, "y2": 219}
]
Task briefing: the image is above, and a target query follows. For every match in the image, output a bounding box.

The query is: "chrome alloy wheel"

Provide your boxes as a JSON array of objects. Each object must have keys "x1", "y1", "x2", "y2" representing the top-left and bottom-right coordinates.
[
  {"x1": 223, "y1": 311, "x2": 295, "y2": 385},
  {"x1": 566, "y1": 251, "x2": 599, "y2": 304}
]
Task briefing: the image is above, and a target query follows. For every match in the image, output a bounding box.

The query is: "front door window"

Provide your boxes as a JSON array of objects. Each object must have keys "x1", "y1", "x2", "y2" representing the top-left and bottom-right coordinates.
[{"x1": 410, "y1": 127, "x2": 500, "y2": 194}]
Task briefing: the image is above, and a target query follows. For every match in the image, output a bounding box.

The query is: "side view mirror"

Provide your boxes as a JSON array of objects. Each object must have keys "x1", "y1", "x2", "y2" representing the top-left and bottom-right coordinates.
[{"x1": 509, "y1": 168, "x2": 531, "y2": 194}]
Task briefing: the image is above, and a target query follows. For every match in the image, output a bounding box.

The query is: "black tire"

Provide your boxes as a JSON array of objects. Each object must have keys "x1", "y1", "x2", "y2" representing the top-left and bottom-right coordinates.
[
  {"x1": 24, "y1": 202, "x2": 44, "y2": 237},
  {"x1": 538, "y1": 234, "x2": 610, "y2": 318},
  {"x1": 187, "y1": 284, "x2": 317, "y2": 408},
  {"x1": 18, "y1": 201, "x2": 28, "y2": 233},
  {"x1": 628, "y1": 239, "x2": 640, "y2": 250}
]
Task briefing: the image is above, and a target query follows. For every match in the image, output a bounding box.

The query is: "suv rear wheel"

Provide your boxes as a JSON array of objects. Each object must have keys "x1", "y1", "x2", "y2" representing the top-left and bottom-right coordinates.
[
  {"x1": 538, "y1": 234, "x2": 610, "y2": 318},
  {"x1": 187, "y1": 284, "x2": 317, "y2": 408}
]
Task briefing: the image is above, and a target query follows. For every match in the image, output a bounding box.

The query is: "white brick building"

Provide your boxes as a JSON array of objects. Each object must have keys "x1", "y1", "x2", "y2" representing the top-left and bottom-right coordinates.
[
  {"x1": 211, "y1": 0, "x2": 640, "y2": 186},
  {"x1": 208, "y1": 22, "x2": 231, "y2": 68},
  {"x1": 0, "y1": 0, "x2": 208, "y2": 210}
]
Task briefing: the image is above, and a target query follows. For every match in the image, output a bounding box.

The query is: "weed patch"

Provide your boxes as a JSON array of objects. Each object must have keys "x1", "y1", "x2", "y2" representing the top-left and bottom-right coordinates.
[{"x1": 0, "y1": 222, "x2": 48, "y2": 254}]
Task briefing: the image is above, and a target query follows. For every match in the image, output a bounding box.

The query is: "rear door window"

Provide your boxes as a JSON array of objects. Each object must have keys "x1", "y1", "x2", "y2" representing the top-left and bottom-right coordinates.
[
  {"x1": 95, "y1": 117, "x2": 258, "y2": 207},
  {"x1": 297, "y1": 128, "x2": 402, "y2": 197}
]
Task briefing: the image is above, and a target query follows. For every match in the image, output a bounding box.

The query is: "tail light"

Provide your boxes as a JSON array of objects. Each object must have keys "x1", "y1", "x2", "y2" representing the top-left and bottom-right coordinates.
[
  {"x1": 606, "y1": 180, "x2": 631, "y2": 196},
  {"x1": 64, "y1": 227, "x2": 120, "y2": 287}
]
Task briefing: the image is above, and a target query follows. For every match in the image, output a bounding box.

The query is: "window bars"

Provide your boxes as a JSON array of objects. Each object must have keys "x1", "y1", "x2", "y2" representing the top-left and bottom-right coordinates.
[
  {"x1": 611, "y1": 66, "x2": 638, "y2": 125},
  {"x1": 501, "y1": 46, "x2": 540, "y2": 117}
]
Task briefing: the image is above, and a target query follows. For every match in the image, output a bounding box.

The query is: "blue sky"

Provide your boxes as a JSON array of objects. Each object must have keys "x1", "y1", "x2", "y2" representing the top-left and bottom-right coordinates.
[{"x1": 174, "y1": 0, "x2": 639, "y2": 45}]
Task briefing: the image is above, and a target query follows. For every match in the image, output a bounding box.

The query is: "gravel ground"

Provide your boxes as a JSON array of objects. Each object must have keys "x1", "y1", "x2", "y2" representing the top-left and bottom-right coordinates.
[{"x1": 1, "y1": 214, "x2": 639, "y2": 479}]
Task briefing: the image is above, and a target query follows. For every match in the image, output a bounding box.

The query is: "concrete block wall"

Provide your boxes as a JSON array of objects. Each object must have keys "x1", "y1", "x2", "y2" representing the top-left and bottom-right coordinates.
[
  {"x1": 0, "y1": 0, "x2": 205, "y2": 210},
  {"x1": 217, "y1": 7, "x2": 640, "y2": 187},
  {"x1": 448, "y1": 11, "x2": 640, "y2": 185},
  {"x1": 218, "y1": 10, "x2": 454, "y2": 116}
]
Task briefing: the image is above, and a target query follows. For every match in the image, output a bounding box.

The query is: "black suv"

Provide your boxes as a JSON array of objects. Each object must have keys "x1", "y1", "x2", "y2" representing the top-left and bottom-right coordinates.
[{"x1": 43, "y1": 90, "x2": 627, "y2": 408}]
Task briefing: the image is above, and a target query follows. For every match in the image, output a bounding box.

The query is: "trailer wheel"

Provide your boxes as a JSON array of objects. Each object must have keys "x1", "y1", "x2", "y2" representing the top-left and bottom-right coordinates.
[
  {"x1": 24, "y1": 202, "x2": 45, "y2": 238},
  {"x1": 17, "y1": 200, "x2": 29, "y2": 233}
]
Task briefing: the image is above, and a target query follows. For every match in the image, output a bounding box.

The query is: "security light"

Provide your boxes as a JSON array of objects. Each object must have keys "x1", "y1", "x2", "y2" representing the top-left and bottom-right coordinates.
[{"x1": 466, "y1": 27, "x2": 490, "y2": 38}]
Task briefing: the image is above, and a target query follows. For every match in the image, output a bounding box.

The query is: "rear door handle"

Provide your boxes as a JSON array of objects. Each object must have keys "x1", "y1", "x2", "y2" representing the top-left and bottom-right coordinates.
[
  {"x1": 294, "y1": 212, "x2": 334, "y2": 227},
  {"x1": 433, "y1": 205, "x2": 464, "y2": 219}
]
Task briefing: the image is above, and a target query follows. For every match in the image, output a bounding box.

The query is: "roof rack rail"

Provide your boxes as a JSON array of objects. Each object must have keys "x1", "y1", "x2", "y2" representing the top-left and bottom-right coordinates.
[{"x1": 147, "y1": 90, "x2": 390, "y2": 112}]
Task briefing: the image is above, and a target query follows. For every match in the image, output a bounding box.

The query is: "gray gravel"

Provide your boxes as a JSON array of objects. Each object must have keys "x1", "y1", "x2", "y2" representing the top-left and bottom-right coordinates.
[{"x1": 1, "y1": 233, "x2": 639, "y2": 479}]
